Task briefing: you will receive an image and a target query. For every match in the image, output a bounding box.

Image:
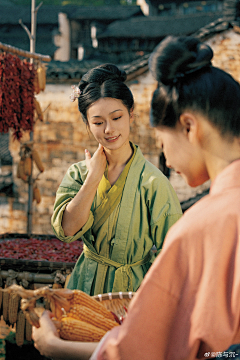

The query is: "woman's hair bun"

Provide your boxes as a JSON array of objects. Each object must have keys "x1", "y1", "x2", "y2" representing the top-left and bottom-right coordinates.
[
  {"x1": 149, "y1": 36, "x2": 213, "y2": 85},
  {"x1": 79, "y1": 64, "x2": 127, "y2": 91}
]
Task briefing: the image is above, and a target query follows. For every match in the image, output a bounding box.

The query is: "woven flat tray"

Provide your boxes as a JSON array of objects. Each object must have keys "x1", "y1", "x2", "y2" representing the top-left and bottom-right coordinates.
[
  {"x1": 93, "y1": 292, "x2": 135, "y2": 318},
  {"x1": 0, "y1": 233, "x2": 76, "y2": 272}
]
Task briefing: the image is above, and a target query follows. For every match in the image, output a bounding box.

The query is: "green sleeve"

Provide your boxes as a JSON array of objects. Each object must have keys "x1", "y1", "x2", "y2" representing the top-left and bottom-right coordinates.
[
  {"x1": 146, "y1": 171, "x2": 182, "y2": 261},
  {"x1": 51, "y1": 162, "x2": 94, "y2": 243}
]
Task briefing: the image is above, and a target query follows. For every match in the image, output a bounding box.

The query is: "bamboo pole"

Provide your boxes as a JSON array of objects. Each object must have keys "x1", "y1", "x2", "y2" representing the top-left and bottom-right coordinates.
[
  {"x1": 0, "y1": 41, "x2": 51, "y2": 62},
  {"x1": 26, "y1": 0, "x2": 43, "y2": 237},
  {"x1": 0, "y1": 270, "x2": 63, "y2": 284}
]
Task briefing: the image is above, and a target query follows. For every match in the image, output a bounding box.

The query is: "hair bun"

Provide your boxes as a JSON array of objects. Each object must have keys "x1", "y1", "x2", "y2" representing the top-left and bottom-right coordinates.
[
  {"x1": 149, "y1": 36, "x2": 213, "y2": 85},
  {"x1": 79, "y1": 64, "x2": 127, "y2": 91}
]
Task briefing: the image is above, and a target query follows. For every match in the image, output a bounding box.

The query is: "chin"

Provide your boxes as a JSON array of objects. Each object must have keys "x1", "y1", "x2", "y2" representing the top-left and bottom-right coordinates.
[{"x1": 187, "y1": 175, "x2": 209, "y2": 188}]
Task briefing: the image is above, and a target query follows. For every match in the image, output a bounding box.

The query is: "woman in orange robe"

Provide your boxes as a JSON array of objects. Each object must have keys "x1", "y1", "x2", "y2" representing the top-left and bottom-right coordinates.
[{"x1": 32, "y1": 36, "x2": 240, "y2": 360}]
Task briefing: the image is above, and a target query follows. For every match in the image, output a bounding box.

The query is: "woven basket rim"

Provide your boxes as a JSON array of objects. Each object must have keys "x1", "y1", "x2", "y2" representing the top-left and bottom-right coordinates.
[{"x1": 92, "y1": 291, "x2": 135, "y2": 301}]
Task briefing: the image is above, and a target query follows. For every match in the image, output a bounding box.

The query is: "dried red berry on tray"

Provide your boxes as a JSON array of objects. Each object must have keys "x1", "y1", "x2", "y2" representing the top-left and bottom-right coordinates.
[{"x1": 0, "y1": 237, "x2": 83, "y2": 263}]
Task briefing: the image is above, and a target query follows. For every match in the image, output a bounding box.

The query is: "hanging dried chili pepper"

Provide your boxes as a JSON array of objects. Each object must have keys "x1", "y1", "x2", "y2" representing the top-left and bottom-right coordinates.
[{"x1": 0, "y1": 52, "x2": 36, "y2": 140}]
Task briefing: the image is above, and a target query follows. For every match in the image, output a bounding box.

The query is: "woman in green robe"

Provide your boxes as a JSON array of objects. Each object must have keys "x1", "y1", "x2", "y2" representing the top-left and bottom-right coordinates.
[{"x1": 51, "y1": 64, "x2": 182, "y2": 296}]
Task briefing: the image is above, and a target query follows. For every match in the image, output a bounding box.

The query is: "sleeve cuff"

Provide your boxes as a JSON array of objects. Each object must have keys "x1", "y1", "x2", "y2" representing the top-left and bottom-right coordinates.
[{"x1": 52, "y1": 208, "x2": 94, "y2": 243}]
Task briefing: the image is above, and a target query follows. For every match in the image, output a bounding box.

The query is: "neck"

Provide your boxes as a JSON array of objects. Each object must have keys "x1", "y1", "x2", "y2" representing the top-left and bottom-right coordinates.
[
  {"x1": 204, "y1": 135, "x2": 240, "y2": 181},
  {"x1": 104, "y1": 140, "x2": 133, "y2": 168}
]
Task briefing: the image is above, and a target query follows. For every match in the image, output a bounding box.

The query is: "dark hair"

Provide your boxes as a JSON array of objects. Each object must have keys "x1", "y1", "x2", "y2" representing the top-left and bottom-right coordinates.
[
  {"x1": 149, "y1": 36, "x2": 240, "y2": 137},
  {"x1": 77, "y1": 64, "x2": 134, "y2": 124}
]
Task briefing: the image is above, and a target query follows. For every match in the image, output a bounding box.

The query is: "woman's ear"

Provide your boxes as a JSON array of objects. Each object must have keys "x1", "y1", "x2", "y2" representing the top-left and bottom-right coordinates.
[
  {"x1": 130, "y1": 108, "x2": 134, "y2": 124},
  {"x1": 179, "y1": 112, "x2": 198, "y2": 143}
]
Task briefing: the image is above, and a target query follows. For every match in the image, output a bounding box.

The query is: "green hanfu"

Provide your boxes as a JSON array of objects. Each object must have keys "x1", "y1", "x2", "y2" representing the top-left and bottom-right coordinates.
[{"x1": 51, "y1": 144, "x2": 182, "y2": 295}]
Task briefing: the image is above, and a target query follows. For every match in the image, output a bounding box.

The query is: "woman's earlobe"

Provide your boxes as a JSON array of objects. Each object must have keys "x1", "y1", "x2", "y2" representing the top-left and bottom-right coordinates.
[
  {"x1": 130, "y1": 110, "x2": 135, "y2": 124},
  {"x1": 179, "y1": 113, "x2": 196, "y2": 139}
]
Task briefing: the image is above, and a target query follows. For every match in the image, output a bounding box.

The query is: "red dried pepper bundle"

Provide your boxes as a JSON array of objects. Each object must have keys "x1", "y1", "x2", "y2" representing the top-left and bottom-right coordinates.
[{"x1": 0, "y1": 52, "x2": 36, "y2": 140}]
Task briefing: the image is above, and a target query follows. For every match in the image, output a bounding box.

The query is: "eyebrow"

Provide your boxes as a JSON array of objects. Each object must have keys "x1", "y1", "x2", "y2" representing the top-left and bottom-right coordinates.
[{"x1": 91, "y1": 109, "x2": 123, "y2": 119}]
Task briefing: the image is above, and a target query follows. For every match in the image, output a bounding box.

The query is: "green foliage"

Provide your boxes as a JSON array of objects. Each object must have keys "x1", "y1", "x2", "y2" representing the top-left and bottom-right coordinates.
[{"x1": 10, "y1": 0, "x2": 137, "y2": 5}]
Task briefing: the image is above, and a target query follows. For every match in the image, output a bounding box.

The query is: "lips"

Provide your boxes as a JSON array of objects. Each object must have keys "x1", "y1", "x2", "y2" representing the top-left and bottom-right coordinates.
[{"x1": 105, "y1": 135, "x2": 120, "y2": 141}]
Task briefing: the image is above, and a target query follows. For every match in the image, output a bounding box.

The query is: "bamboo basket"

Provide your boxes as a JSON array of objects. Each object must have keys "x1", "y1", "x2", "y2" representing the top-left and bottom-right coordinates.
[{"x1": 92, "y1": 292, "x2": 135, "y2": 319}]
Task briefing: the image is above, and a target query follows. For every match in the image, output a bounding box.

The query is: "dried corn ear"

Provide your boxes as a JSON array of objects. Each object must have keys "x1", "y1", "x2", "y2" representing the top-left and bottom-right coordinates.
[
  {"x1": 17, "y1": 160, "x2": 27, "y2": 181},
  {"x1": 59, "y1": 317, "x2": 106, "y2": 342},
  {"x1": 8, "y1": 293, "x2": 20, "y2": 324},
  {"x1": 67, "y1": 304, "x2": 119, "y2": 332},
  {"x1": 16, "y1": 310, "x2": 25, "y2": 346},
  {"x1": 34, "y1": 72, "x2": 40, "y2": 94},
  {"x1": 24, "y1": 157, "x2": 32, "y2": 176},
  {"x1": 33, "y1": 185, "x2": 41, "y2": 204},
  {"x1": 37, "y1": 66, "x2": 46, "y2": 92},
  {"x1": 71, "y1": 290, "x2": 115, "y2": 321},
  {"x1": 2, "y1": 290, "x2": 9, "y2": 323},
  {"x1": 32, "y1": 149, "x2": 44, "y2": 172},
  {"x1": 25, "y1": 319, "x2": 32, "y2": 342},
  {"x1": 33, "y1": 98, "x2": 43, "y2": 121}
]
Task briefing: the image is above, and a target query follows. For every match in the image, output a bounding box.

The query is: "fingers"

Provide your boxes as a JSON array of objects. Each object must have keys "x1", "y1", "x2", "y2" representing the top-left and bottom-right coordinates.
[
  {"x1": 85, "y1": 149, "x2": 91, "y2": 160},
  {"x1": 85, "y1": 144, "x2": 105, "y2": 159},
  {"x1": 32, "y1": 310, "x2": 57, "y2": 339}
]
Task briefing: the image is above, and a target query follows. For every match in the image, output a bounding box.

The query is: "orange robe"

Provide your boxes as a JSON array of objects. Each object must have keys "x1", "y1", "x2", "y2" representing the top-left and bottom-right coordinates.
[{"x1": 94, "y1": 159, "x2": 240, "y2": 360}]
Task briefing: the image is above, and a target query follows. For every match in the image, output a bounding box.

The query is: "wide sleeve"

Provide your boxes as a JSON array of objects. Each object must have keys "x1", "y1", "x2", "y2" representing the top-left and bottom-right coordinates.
[
  {"x1": 51, "y1": 162, "x2": 94, "y2": 243},
  {"x1": 145, "y1": 168, "x2": 182, "y2": 258}
]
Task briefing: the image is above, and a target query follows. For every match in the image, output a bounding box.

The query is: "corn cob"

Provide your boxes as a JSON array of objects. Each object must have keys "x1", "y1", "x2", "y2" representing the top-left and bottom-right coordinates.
[
  {"x1": 34, "y1": 72, "x2": 40, "y2": 94},
  {"x1": 71, "y1": 290, "x2": 115, "y2": 322},
  {"x1": 24, "y1": 157, "x2": 32, "y2": 176},
  {"x1": 8, "y1": 293, "x2": 20, "y2": 324},
  {"x1": 2, "y1": 289, "x2": 9, "y2": 323},
  {"x1": 33, "y1": 185, "x2": 41, "y2": 204},
  {"x1": 25, "y1": 319, "x2": 32, "y2": 342},
  {"x1": 67, "y1": 304, "x2": 119, "y2": 332},
  {"x1": 16, "y1": 310, "x2": 26, "y2": 346},
  {"x1": 17, "y1": 160, "x2": 27, "y2": 181},
  {"x1": 33, "y1": 98, "x2": 43, "y2": 121},
  {"x1": 58, "y1": 317, "x2": 106, "y2": 342},
  {"x1": 37, "y1": 66, "x2": 46, "y2": 92},
  {"x1": 32, "y1": 149, "x2": 44, "y2": 172}
]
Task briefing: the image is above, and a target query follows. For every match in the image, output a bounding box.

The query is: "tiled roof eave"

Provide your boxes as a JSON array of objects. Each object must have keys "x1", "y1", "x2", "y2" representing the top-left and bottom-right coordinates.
[{"x1": 192, "y1": 18, "x2": 234, "y2": 39}]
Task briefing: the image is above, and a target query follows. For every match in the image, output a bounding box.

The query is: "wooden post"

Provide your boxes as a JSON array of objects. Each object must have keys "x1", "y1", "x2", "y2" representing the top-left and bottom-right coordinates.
[{"x1": 27, "y1": 0, "x2": 43, "y2": 237}]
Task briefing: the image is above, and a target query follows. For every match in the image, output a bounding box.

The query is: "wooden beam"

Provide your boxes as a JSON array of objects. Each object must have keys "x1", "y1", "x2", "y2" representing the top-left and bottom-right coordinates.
[
  {"x1": 0, "y1": 41, "x2": 51, "y2": 62},
  {"x1": 126, "y1": 65, "x2": 149, "y2": 82}
]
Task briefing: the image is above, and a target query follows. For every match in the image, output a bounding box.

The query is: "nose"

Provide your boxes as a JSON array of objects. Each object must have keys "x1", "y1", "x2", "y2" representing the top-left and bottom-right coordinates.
[{"x1": 105, "y1": 121, "x2": 114, "y2": 134}]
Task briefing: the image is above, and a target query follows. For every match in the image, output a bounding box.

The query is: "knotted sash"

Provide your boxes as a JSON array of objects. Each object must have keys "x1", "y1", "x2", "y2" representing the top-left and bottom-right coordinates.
[{"x1": 84, "y1": 244, "x2": 152, "y2": 294}]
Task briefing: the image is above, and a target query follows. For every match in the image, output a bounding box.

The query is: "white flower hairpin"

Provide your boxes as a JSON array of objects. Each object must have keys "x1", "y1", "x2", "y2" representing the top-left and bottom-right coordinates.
[{"x1": 70, "y1": 85, "x2": 81, "y2": 102}]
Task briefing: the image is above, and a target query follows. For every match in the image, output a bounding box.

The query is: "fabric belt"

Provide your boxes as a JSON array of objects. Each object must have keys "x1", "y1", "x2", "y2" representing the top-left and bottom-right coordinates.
[{"x1": 83, "y1": 244, "x2": 152, "y2": 293}]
